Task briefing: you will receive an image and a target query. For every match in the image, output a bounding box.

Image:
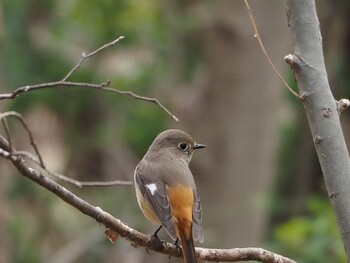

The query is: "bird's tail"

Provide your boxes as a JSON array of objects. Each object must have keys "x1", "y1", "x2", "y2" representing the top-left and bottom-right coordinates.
[{"x1": 178, "y1": 229, "x2": 197, "y2": 263}]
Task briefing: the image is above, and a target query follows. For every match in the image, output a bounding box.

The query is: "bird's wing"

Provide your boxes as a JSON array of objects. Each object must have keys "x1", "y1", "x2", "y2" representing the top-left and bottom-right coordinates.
[
  {"x1": 192, "y1": 189, "x2": 204, "y2": 243},
  {"x1": 135, "y1": 162, "x2": 177, "y2": 240}
]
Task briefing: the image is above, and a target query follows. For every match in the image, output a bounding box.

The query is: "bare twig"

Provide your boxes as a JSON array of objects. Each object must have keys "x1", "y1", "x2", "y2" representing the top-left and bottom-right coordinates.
[
  {"x1": 9, "y1": 149, "x2": 133, "y2": 187},
  {"x1": 0, "y1": 111, "x2": 45, "y2": 168},
  {"x1": 0, "y1": 112, "x2": 132, "y2": 187},
  {"x1": 243, "y1": 0, "x2": 301, "y2": 99},
  {"x1": 0, "y1": 81, "x2": 110, "y2": 100},
  {"x1": 62, "y1": 36, "x2": 125, "y2": 81},
  {"x1": 100, "y1": 86, "x2": 179, "y2": 122},
  {"x1": 0, "y1": 81, "x2": 179, "y2": 121},
  {"x1": 0, "y1": 36, "x2": 179, "y2": 122},
  {"x1": 1, "y1": 118, "x2": 12, "y2": 150},
  {"x1": 0, "y1": 136, "x2": 296, "y2": 263},
  {"x1": 11, "y1": 150, "x2": 41, "y2": 164},
  {"x1": 47, "y1": 170, "x2": 133, "y2": 188}
]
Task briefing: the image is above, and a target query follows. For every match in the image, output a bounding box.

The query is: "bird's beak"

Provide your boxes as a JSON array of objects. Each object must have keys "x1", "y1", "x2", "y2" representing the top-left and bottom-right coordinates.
[{"x1": 194, "y1": 143, "x2": 206, "y2": 149}]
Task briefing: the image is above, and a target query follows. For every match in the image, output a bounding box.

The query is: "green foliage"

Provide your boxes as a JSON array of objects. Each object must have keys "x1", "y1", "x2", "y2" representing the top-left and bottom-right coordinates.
[
  {"x1": 5, "y1": 176, "x2": 57, "y2": 263},
  {"x1": 7, "y1": 216, "x2": 41, "y2": 263},
  {"x1": 284, "y1": 72, "x2": 299, "y2": 99},
  {"x1": 268, "y1": 120, "x2": 300, "y2": 219},
  {"x1": 65, "y1": 1, "x2": 162, "y2": 44},
  {"x1": 267, "y1": 197, "x2": 346, "y2": 263},
  {"x1": 123, "y1": 102, "x2": 167, "y2": 156}
]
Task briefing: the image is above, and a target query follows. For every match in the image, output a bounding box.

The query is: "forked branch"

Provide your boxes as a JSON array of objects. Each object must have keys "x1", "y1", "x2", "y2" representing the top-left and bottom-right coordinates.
[
  {"x1": 0, "y1": 36, "x2": 179, "y2": 122},
  {"x1": 0, "y1": 111, "x2": 133, "y2": 187}
]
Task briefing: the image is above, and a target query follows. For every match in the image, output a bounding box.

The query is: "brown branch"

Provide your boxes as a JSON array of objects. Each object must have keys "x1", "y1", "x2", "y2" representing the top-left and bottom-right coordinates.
[
  {"x1": 242, "y1": 0, "x2": 301, "y2": 99},
  {"x1": 0, "y1": 80, "x2": 179, "y2": 121},
  {"x1": 0, "y1": 139, "x2": 132, "y2": 187},
  {"x1": 0, "y1": 80, "x2": 110, "y2": 100},
  {"x1": 0, "y1": 111, "x2": 45, "y2": 168},
  {"x1": 47, "y1": 170, "x2": 133, "y2": 188},
  {"x1": 0, "y1": 137, "x2": 297, "y2": 263},
  {"x1": 0, "y1": 110, "x2": 133, "y2": 187},
  {"x1": 62, "y1": 36, "x2": 125, "y2": 81},
  {"x1": 1, "y1": 118, "x2": 12, "y2": 150},
  {"x1": 0, "y1": 37, "x2": 179, "y2": 122}
]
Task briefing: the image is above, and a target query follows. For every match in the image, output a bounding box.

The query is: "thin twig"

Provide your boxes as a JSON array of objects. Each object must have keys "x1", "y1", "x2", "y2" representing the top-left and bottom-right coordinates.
[
  {"x1": 100, "y1": 87, "x2": 179, "y2": 122},
  {"x1": 0, "y1": 36, "x2": 179, "y2": 121},
  {"x1": 0, "y1": 81, "x2": 179, "y2": 121},
  {"x1": 62, "y1": 36, "x2": 125, "y2": 81},
  {"x1": 243, "y1": 0, "x2": 301, "y2": 99},
  {"x1": 0, "y1": 81, "x2": 110, "y2": 100},
  {"x1": 0, "y1": 109, "x2": 133, "y2": 188},
  {"x1": 47, "y1": 170, "x2": 133, "y2": 188},
  {"x1": 12, "y1": 151, "x2": 41, "y2": 163},
  {"x1": 12, "y1": 150, "x2": 133, "y2": 187},
  {"x1": 0, "y1": 111, "x2": 45, "y2": 168},
  {"x1": 1, "y1": 118, "x2": 12, "y2": 150}
]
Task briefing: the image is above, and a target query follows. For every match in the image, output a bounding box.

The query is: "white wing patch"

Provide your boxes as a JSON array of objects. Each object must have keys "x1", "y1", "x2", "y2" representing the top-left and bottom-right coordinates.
[{"x1": 146, "y1": 183, "x2": 157, "y2": 195}]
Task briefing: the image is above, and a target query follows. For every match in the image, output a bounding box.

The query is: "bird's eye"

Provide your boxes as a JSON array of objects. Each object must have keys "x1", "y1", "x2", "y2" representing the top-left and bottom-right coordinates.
[{"x1": 178, "y1": 143, "x2": 188, "y2": 151}]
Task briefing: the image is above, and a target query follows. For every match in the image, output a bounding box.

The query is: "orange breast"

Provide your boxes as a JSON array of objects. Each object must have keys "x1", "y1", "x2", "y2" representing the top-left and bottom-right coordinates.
[{"x1": 167, "y1": 185, "x2": 194, "y2": 238}]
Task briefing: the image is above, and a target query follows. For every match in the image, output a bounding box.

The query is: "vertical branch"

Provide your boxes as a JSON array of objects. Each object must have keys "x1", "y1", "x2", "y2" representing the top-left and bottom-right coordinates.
[{"x1": 285, "y1": 0, "x2": 350, "y2": 259}]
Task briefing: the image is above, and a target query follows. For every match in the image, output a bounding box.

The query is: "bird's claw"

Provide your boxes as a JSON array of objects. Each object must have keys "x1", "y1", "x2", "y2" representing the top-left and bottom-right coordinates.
[{"x1": 173, "y1": 238, "x2": 182, "y2": 257}]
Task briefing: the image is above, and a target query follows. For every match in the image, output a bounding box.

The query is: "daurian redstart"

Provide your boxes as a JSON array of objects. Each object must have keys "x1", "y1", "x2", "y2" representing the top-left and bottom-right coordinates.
[{"x1": 134, "y1": 129, "x2": 205, "y2": 263}]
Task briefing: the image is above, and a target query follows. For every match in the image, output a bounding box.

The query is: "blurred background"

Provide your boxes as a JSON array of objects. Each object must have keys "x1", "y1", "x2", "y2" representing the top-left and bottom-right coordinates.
[{"x1": 1, "y1": 0, "x2": 350, "y2": 262}]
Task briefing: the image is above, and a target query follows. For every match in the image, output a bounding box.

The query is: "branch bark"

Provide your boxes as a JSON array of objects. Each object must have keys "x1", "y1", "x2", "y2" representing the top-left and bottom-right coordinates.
[
  {"x1": 285, "y1": 0, "x2": 350, "y2": 260},
  {"x1": 0, "y1": 136, "x2": 296, "y2": 263}
]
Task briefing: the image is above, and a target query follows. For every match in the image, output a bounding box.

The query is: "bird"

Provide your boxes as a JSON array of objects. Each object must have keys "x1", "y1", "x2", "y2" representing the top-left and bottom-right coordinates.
[{"x1": 134, "y1": 129, "x2": 205, "y2": 263}]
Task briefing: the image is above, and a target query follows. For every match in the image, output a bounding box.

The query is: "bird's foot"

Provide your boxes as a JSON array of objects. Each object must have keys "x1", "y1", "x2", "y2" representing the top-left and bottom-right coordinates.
[
  {"x1": 173, "y1": 238, "x2": 182, "y2": 257},
  {"x1": 146, "y1": 225, "x2": 164, "y2": 255}
]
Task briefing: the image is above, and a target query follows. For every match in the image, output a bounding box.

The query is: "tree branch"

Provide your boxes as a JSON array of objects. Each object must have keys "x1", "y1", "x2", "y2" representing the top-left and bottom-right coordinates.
[
  {"x1": 0, "y1": 111, "x2": 45, "y2": 168},
  {"x1": 0, "y1": 36, "x2": 179, "y2": 122},
  {"x1": 62, "y1": 36, "x2": 125, "y2": 81},
  {"x1": 0, "y1": 136, "x2": 296, "y2": 263},
  {"x1": 285, "y1": 0, "x2": 350, "y2": 259},
  {"x1": 242, "y1": 0, "x2": 301, "y2": 99},
  {"x1": 0, "y1": 111, "x2": 133, "y2": 187},
  {"x1": 14, "y1": 150, "x2": 133, "y2": 187}
]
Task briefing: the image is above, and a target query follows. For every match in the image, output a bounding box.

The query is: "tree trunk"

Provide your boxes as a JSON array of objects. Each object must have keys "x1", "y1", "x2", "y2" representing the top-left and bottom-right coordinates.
[{"x1": 285, "y1": 0, "x2": 350, "y2": 260}]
